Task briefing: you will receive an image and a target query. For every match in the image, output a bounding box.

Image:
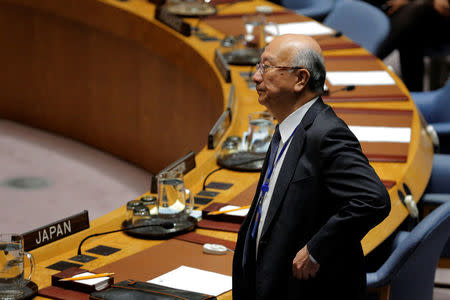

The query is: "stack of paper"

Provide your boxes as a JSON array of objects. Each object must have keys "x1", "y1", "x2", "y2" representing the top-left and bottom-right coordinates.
[
  {"x1": 148, "y1": 265, "x2": 232, "y2": 297},
  {"x1": 265, "y1": 21, "x2": 335, "y2": 36},
  {"x1": 349, "y1": 126, "x2": 411, "y2": 143},
  {"x1": 326, "y1": 71, "x2": 396, "y2": 86}
]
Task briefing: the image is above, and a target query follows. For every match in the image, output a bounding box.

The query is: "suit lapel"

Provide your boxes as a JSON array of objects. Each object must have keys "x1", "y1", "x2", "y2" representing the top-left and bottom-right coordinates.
[{"x1": 260, "y1": 98, "x2": 327, "y2": 240}]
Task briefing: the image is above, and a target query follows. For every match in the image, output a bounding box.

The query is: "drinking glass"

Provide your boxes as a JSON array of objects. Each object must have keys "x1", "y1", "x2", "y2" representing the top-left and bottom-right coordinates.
[
  {"x1": 157, "y1": 171, "x2": 194, "y2": 220},
  {"x1": 243, "y1": 14, "x2": 266, "y2": 49},
  {"x1": 247, "y1": 111, "x2": 275, "y2": 153},
  {"x1": 0, "y1": 234, "x2": 34, "y2": 300}
]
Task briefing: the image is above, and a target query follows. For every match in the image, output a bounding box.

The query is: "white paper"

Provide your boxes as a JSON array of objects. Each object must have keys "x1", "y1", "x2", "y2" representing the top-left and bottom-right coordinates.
[
  {"x1": 349, "y1": 126, "x2": 411, "y2": 143},
  {"x1": 148, "y1": 266, "x2": 232, "y2": 297},
  {"x1": 72, "y1": 272, "x2": 109, "y2": 287},
  {"x1": 219, "y1": 205, "x2": 249, "y2": 217},
  {"x1": 326, "y1": 71, "x2": 395, "y2": 86},
  {"x1": 265, "y1": 21, "x2": 334, "y2": 36}
]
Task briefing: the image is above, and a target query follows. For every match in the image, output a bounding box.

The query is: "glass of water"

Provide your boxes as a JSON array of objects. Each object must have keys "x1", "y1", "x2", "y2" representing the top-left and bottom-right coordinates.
[
  {"x1": 157, "y1": 171, "x2": 194, "y2": 220},
  {"x1": 0, "y1": 234, "x2": 34, "y2": 299},
  {"x1": 247, "y1": 111, "x2": 275, "y2": 153}
]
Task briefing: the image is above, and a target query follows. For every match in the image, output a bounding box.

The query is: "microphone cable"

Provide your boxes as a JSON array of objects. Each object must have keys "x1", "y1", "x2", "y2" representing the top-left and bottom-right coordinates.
[{"x1": 77, "y1": 222, "x2": 174, "y2": 256}]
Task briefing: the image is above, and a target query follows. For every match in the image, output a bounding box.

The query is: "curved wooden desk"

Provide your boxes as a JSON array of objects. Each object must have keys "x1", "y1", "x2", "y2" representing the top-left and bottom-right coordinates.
[{"x1": 0, "y1": 0, "x2": 434, "y2": 298}]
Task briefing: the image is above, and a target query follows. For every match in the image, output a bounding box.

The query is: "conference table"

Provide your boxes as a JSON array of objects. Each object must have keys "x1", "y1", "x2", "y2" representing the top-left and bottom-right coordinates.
[{"x1": 0, "y1": 0, "x2": 434, "y2": 298}]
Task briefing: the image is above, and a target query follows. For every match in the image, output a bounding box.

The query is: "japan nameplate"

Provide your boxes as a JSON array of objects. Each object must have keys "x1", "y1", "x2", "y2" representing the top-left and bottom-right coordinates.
[{"x1": 22, "y1": 211, "x2": 90, "y2": 251}]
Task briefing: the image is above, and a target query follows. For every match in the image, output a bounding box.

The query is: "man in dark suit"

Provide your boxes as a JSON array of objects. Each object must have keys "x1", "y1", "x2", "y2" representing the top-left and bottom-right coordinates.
[{"x1": 232, "y1": 34, "x2": 391, "y2": 299}]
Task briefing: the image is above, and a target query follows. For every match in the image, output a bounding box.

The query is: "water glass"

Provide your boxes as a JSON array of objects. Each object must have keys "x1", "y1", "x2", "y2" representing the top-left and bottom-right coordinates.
[
  {"x1": 0, "y1": 234, "x2": 34, "y2": 300},
  {"x1": 132, "y1": 205, "x2": 151, "y2": 226},
  {"x1": 247, "y1": 111, "x2": 275, "y2": 153},
  {"x1": 157, "y1": 171, "x2": 194, "y2": 220}
]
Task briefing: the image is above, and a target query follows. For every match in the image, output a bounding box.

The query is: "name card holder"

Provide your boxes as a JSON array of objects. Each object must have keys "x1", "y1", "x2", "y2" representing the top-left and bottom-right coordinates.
[
  {"x1": 227, "y1": 84, "x2": 235, "y2": 120},
  {"x1": 208, "y1": 110, "x2": 231, "y2": 149},
  {"x1": 23, "y1": 211, "x2": 90, "y2": 251},
  {"x1": 154, "y1": 6, "x2": 191, "y2": 37},
  {"x1": 147, "y1": 0, "x2": 166, "y2": 5},
  {"x1": 214, "y1": 49, "x2": 231, "y2": 83},
  {"x1": 150, "y1": 152, "x2": 197, "y2": 192}
]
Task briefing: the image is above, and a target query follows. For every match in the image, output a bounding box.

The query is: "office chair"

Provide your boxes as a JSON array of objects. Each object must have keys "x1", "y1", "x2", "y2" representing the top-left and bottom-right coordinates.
[
  {"x1": 425, "y1": 43, "x2": 450, "y2": 91},
  {"x1": 366, "y1": 201, "x2": 450, "y2": 300},
  {"x1": 411, "y1": 81, "x2": 450, "y2": 154},
  {"x1": 323, "y1": 0, "x2": 390, "y2": 56},
  {"x1": 278, "y1": 0, "x2": 335, "y2": 20},
  {"x1": 421, "y1": 154, "x2": 450, "y2": 269}
]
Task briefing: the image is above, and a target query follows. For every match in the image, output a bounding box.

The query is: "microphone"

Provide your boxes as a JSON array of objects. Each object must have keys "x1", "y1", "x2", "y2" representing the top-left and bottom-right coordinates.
[
  {"x1": 76, "y1": 222, "x2": 174, "y2": 255},
  {"x1": 315, "y1": 31, "x2": 343, "y2": 41},
  {"x1": 323, "y1": 85, "x2": 355, "y2": 96}
]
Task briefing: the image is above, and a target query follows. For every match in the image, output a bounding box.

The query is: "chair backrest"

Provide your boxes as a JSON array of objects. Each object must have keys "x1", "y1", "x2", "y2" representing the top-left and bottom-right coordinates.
[
  {"x1": 323, "y1": 0, "x2": 390, "y2": 55},
  {"x1": 281, "y1": 0, "x2": 314, "y2": 10},
  {"x1": 367, "y1": 202, "x2": 450, "y2": 300},
  {"x1": 426, "y1": 153, "x2": 450, "y2": 194},
  {"x1": 429, "y1": 81, "x2": 450, "y2": 123}
]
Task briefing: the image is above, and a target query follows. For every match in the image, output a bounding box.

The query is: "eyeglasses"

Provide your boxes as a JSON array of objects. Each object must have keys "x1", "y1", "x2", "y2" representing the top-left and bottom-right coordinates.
[{"x1": 255, "y1": 63, "x2": 305, "y2": 75}]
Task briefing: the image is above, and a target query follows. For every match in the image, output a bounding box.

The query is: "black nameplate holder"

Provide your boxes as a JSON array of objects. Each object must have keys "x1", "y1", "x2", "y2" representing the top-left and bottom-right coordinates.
[
  {"x1": 227, "y1": 84, "x2": 235, "y2": 120},
  {"x1": 23, "y1": 210, "x2": 90, "y2": 252},
  {"x1": 155, "y1": 6, "x2": 191, "y2": 37},
  {"x1": 148, "y1": 0, "x2": 166, "y2": 5},
  {"x1": 214, "y1": 49, "x2": 231, "y2": 83},
  {"x1": 150, "y1": 151, "x2": 197, "y2": 193},
  {"x1": 208, "y1": 110, "x2": 231, "y2": 149}
]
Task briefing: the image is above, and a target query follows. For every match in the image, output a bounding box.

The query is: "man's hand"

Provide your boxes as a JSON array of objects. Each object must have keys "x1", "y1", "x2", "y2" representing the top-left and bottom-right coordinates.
[
  {"x1": 292, "y1": 246, "x2": 320, "y2": 280},
  {"x1": 385, "y1": 0, "x2": 408, "y2": 15}
]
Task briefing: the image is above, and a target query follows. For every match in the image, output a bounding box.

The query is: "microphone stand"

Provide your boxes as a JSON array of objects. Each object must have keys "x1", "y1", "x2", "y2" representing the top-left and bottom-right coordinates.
[{"x1": 323, "y1": 85, "x2": 356, "y2": 96}]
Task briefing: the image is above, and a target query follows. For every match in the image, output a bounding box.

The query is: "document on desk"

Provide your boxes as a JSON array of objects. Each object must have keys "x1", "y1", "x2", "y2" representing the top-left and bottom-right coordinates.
[
  {"x1": 326, "y1": 71, "x2": 396, "y2": 86},
  {"x1": 219, "y1": 205, "x2": 249, "y2": 216},
  {"x1": 349, "y1": 126, "x2": 411, "y2": 143},
  {"x1": 148, "y1": 265, "x2": 232, "y2": 297},
  {"x1": 265, "y1": 21, "x2": 334, "y2": 36}
]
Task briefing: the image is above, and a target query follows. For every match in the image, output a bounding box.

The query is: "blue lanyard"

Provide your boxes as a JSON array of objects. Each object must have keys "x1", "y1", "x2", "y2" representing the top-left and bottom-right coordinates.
[
  {"x1": 260, "y1": 125, "x2": 299, "y2": 196},
  {"x1": 250, "y1": 125, "x2": 298, "y2": 239}
]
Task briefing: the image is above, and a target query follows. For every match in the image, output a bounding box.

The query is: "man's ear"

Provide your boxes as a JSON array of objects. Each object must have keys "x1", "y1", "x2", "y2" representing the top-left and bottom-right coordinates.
[{"x1": 294, "y1": 69, "x2": 310, "y2": 93}]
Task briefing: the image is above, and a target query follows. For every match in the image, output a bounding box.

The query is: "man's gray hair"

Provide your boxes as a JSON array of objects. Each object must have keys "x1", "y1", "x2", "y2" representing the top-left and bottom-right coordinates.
[{"x1": 290, "y1": 48, "x2": 326, "y2": 93}]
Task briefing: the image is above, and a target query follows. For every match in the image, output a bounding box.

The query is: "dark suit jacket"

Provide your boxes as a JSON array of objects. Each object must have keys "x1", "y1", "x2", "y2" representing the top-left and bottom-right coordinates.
[{"x1": 232, "y1": 98, "x2": 391, "y2": 300}]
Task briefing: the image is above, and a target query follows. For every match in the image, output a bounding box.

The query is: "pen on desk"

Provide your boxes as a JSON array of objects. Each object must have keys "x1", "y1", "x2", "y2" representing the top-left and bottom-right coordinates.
[
  {"x1": 208, "y1": 205, "x2": 250, "y2": 215},
  {"x1": 59, "y1": 273, "x2": 115, "y2": 281}
]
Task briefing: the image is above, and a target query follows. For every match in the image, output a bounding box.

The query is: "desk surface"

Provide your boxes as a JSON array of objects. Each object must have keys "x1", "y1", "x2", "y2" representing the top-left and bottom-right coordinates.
[{"x1": 0, "y1": 0, "x2": 434, "y2": 299}]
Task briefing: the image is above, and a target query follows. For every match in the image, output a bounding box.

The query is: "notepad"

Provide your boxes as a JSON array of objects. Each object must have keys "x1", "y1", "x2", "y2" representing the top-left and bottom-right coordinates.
[
  {"x1": 219, "y1": 205, "x2": 249, "y2": 216},
  {"x1": 70, "y1": 273, "x2": 111, "y2": 290},
  {"x1": 52, "y1": 268, "x2": 113, "y2": 293},
  {"x1": 265, "y1": 21, "x2": 334, "y2": 36},
  {"x1": 327, "y1": 71, "x2": 396, "y2": 86},
  {"x1": 349, "y1": 126, "x2": 411, "y2": 143},
  {"x1": 148, "y1": 265, "x2": 232, "y2": 297}
]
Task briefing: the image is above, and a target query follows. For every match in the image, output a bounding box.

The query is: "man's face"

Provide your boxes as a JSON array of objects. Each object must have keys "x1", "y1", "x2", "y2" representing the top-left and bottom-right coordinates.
[{"x1": 252, "y1": 41, "x2": 299, "y2": 112}]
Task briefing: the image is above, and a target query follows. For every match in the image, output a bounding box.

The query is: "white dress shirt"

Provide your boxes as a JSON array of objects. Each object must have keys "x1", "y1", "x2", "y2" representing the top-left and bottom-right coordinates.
[{"x1": 256, "y1": 97, "x2": 318, "y2": 255}]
